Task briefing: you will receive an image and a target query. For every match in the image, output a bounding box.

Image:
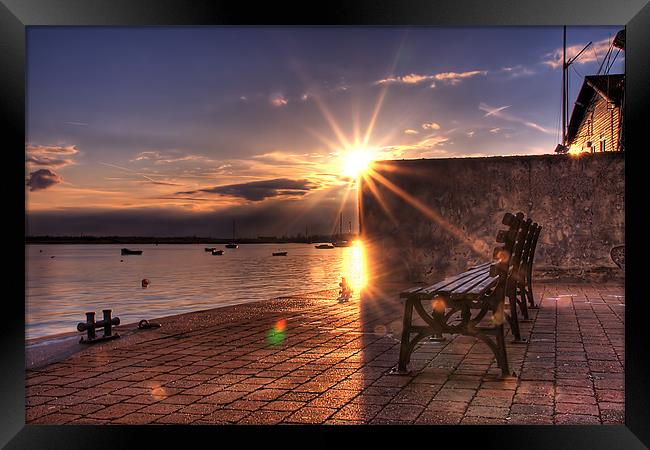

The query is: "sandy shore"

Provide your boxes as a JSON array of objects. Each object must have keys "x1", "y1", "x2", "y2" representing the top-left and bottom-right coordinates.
[{"x1": 26, "y1": 288, "x2": 342, "y2": 370}]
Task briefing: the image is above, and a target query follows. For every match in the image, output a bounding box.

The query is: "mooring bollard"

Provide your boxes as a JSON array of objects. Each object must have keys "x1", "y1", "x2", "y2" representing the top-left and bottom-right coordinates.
[{"x1": 77, "y1": 309, "x2": 120, "y2": 344}]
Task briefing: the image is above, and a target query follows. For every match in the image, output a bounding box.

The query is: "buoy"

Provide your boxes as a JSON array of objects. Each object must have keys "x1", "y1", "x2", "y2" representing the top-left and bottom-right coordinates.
[
  {"x1": 120, "y1": 259, "x2": 123, "y2": 262},
  {"x1": 50, "y1": 256, "x2": 55, "y2": 259},
  {"x1": 141, "y1": 278, "x2": 150, "y2": 288}
]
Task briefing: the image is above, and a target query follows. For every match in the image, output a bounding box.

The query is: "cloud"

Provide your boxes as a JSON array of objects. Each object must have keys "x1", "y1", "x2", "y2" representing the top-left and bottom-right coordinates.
[
  {"x1": 433, "y1": 70, "x2": 487, "y2": 85},
  {"x1": 26, "y1": 185, "x2": 359, "y2": 237},
  {"x1": 481, "y1": 105, "x2": 511, "y2": 117},
  {"x1": 270, "y1": 93, "x2": 288, "y2": 107},
  {"x1": 479, "y1": 102, "x2": 553, "y2": 134},
  {"x1": 381, "y1": 135, "x2": 449, "y2": 159},
  {"x1": 26, "y1": 169, "x2": 62, "y2": 191},
  {"x1": 422, "y1": 122, "x2": 441, "y2": 130},
  {"x1": 543, "y1": 37, "x2": 615, "y2": 69},
  {"x1": 250, "y1": 151, "x2": 324, "y2": 171},
  {"x1": 131, "y1": 150, "x2": 216, "y2": 165},
  {"x1": 489, "y1": 127, "x2": 502, "y2": 134},
  {"x1": 499, "y1": 65, "x2": 536, "y2": 78},
  {"x1": 404, "y1": 129, "x2": 419, "y2": 135},
  {"x1": 177, "y1": 178, "x2": 319, "y2": 202},
  {"x1": 26, "y1": 144, "x2": 79, "y2": 168},
  {"x1": 376, "y1": 73, "x2": 435, "y2": 85},
  {"x1": 100, "y1": 162, "x2": 184, "y2": 186},
  {"x1": 375, "y1": 70, "x2": 487, "y2": 87}
]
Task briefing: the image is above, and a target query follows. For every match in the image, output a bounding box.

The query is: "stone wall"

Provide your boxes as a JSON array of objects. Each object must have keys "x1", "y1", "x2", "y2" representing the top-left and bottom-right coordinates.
[{"x1": 360, "y1": 152, "x2": 624, "y2": 284}]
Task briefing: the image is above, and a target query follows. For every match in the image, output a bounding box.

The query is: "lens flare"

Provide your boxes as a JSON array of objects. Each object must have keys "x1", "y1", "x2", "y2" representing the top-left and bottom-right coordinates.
[
  {"x1": 266, "y1": 318, "x2": 287, "y2": 346},
  {"x1": 150, "y1": 383, "x2": 167, "y2": 401},
  {"x1": 431, "y1": 298, "x2": 446, "y2": 314}
]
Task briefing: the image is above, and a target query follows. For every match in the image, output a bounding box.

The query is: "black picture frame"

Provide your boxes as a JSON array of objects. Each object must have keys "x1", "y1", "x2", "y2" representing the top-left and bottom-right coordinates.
[{"x1": 2, "y1": 0, "x2": 649, "y2": 447}]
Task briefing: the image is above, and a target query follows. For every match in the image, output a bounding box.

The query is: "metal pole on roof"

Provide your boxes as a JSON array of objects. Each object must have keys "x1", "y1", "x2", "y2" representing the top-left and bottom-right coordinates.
[{"x1": 562, "y1": 26, "x2": 566, "y2": 146}]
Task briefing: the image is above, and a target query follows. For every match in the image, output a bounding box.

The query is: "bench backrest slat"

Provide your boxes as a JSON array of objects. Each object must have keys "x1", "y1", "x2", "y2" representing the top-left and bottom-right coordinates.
[
  {"x1": 516, "y1": 222, "x2": 538, "y2": 282},
  {"x1": 526, "y1": 225, "x2": 542, "y2": 280},
  {"x1": 507, "y1": 218, "x2": 533, "y2": 294},
  {"x1": 489, "y1": 212, "x2": 529, "y2": 298}
]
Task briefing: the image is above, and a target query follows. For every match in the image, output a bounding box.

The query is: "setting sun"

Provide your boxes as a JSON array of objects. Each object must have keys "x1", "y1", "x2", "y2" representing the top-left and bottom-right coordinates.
[{"x1": 341, "y1": 148, "x2": 375, "y2": 178}]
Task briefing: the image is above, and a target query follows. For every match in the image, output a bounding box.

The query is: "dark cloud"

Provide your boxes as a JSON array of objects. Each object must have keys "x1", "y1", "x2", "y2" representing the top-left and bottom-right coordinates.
[
  {"x1": 26, "y1": 189, "x2": 358, "y2": 238},
  {"x1": 179, "y1": 178, "x2": 318, "y2": 202},
  {"x1": 26, "y1": 169, "x2": 63, "y2": 191}
]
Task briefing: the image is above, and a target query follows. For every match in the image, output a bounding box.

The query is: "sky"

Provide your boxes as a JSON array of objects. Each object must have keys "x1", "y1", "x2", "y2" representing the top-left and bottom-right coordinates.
[{"x1": 25, "y1": 26, "x2": 624, "y2": 237}]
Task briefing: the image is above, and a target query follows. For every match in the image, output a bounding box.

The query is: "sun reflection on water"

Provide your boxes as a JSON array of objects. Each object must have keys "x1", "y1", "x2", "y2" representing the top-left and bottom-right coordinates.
[{"x1": 340, "y1": 240, "x2": 366, "y2": 296}]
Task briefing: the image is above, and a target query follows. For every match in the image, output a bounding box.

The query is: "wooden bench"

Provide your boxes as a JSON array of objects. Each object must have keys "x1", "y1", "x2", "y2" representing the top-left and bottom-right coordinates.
[{"x1": 391, "y1": 212, "x2": 541, "y2": 378}]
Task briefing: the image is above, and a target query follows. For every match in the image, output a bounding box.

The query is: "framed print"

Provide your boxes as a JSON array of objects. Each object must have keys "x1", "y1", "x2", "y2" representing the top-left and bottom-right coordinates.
[{"x1": 2, "y1": 0, "x2": 649, "y2": 447}]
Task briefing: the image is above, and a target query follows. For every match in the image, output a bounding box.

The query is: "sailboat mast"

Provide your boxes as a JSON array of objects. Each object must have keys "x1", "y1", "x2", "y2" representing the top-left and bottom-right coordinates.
[{"x1": 562, "y1": 26, "x2": 566, "y2": 146}]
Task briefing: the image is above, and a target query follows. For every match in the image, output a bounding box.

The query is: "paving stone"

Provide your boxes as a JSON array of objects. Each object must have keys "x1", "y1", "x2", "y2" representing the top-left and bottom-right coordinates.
[
  {"x1": 555, "y1": 413, "x2": 601, "y2": 424},
  {"x1": 285, "y1": 407, "x2": 337, "y2": 424},
  {"x1": 238, "y1": 410, "x2": 291, "y2": 424},
  {"x1": 376, "y1": 403, "x2": 424, "y2": 421},
  {"x1": 154, "y1": 413, "x2": 203, "y2": 424},
  {"x1": 89, "y1": 403, "x2": 144, "y2": 420},
  {"x1": 111, "y1": 412, "x2": 163, "y2": 424},
  {"x1": 262, "y1": 400, "x2": 307, "y2": 412}
]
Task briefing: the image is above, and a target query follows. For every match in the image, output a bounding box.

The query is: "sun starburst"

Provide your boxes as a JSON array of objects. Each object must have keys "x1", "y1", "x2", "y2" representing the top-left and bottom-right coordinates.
[{"x1": 341, "y1": 147, "x2": 376, "y2": 179}]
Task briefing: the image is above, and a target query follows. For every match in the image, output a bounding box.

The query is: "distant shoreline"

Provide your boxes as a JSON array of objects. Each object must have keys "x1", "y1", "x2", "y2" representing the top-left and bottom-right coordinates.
[{"x1": 25, "y1": 235, "x2": 358, "y2": 245}]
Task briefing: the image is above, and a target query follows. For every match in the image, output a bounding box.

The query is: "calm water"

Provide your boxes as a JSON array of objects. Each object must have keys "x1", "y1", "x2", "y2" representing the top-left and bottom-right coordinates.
[{"x1": 26, "y1": 243, "x2": 365, "y2": 339}]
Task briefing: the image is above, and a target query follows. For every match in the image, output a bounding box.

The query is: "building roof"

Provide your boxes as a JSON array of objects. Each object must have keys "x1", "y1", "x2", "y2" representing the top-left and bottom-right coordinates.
[{"x1": 566, "y1": 74, "x2": 625, "y2": 144}]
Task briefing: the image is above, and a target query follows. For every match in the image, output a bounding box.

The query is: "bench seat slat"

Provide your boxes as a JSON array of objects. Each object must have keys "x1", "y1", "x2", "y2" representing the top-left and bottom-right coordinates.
[
  {"x1": 447, "y1": 272, "x2": 493, "y2": 297},
  {"x1": 399, "y1": 286, "x2": 425, "y2": 297},
  {"x1": 436, "y1": 269, "x2": 490, "y2": 295},
  {"x1": 465, "y1": 275, "x2": 499, "y2": 297},
  {"x1": 416, "y1": 266, "x2": 488, "y2": 296}
]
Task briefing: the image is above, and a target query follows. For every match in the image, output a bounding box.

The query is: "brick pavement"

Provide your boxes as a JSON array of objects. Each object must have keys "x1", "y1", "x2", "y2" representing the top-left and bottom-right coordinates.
[{"x1": 26, "y1": 282, "x2": 624, "y2": 425}]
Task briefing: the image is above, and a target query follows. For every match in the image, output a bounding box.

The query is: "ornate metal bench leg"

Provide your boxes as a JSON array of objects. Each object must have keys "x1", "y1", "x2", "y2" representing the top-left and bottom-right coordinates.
[
  {"x1": 496, "y1": 324, "x2": 515, "y2": 378},
  {"x1": 526, "y1": 270, "x2": 538, "y2": 309},
  {"x1": 526, "y1": 285, "x2": 538, "y2": 309},
  {"x1": 390, "y1": 296, "x2": 414, "y2": 375},
  {"x1": 518, "y1": 283, "x2": 532, "y2": 323},
  {"x1": 429, "y1": 309, "x2": 446, "y2": 341},
  {"x1": 507, "y1": 293, "x2": 527, "y2": 344}
]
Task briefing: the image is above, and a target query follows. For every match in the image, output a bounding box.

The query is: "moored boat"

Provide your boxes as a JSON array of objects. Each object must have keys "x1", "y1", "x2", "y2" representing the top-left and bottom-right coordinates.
[
  {"x1": 204, "y1": 247, "x2": 216, "y2": 252},
  {"x1": 121, "y1": 248, "x2": 143, "y2": 255},
  {"x1": 212, "y1": 249, "x2": 224, "y2": 255},
  {"x1": 225, "y1": 219, "x2": 238, "y2": 248},
  {"x1": 272, "y1": 251, "x2": 288, "y2": 256},
  {"x1": 315, "y1": 243, "x2": 335, "y2": 249}
]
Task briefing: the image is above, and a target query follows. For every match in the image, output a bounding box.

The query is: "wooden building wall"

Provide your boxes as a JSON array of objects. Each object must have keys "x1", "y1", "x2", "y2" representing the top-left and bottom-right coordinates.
[{"x1": 568, "y1": 93, "x2": 621, "y2": 153}]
